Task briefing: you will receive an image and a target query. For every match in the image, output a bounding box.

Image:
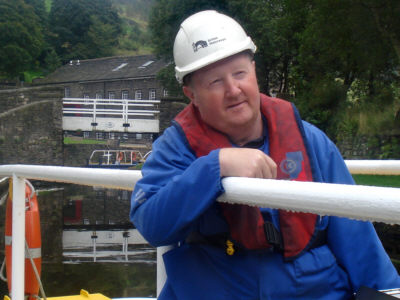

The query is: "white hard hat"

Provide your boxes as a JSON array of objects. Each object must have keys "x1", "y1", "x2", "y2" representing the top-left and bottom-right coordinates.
[{"x1": 173, "y1": 10, "x2": 257, "y2": 84}]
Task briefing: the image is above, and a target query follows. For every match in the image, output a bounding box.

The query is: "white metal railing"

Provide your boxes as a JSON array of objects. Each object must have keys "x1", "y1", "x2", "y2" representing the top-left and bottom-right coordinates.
[
  {"x1": 0, "y1": 161, "x2": 400, "y2": 300},
  {"x1": 62, "y1": 98, "x2": 161, "y2": 124},
  {"x1": 345, "y1": 159, "x2": 400, "y2": 175}
]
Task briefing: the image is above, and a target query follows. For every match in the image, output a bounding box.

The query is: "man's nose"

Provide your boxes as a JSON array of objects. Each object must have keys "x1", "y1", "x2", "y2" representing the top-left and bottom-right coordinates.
[{"x1": 225, "y1": 76, "x2": 241, "y2": 97}]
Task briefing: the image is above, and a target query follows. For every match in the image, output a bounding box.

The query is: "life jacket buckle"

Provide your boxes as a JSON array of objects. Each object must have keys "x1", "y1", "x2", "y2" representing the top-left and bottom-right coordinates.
[
  {"x1": 226, "y1": 239, "x2": 235, "y2": 255},
  {"x1": 264, "y1": 221, "x2": 283, "y2": 251}
]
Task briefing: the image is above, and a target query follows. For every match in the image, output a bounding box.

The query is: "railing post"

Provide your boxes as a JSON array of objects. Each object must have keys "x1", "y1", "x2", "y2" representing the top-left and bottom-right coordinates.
[
  {"x1": 123, "y1": 100, "x2": 128, "y2": 124},
  {"x1": 11, "y1": 174, "x2": 25, "y2": 300},
  {"x1": 93, "y1": 99, "x2": 97, "y2": 125}
]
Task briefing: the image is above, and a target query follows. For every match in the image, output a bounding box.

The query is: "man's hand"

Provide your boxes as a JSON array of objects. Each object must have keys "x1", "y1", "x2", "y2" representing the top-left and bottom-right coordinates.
[{"x1": 219, "y1": 148, "x2": 277, "y2": 179}]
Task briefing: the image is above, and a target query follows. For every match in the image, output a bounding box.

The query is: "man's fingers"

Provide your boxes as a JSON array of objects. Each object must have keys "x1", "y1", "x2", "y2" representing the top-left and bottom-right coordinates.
[
  {"x1": 219, "y1": 148, "x2": 277, "y2": 179},
  {"x1": 264, "y1": 155, "x2": 277, "y2": 179},
  {"x1": 259, "y1": 156, "x2": 276, "y2": 179}
]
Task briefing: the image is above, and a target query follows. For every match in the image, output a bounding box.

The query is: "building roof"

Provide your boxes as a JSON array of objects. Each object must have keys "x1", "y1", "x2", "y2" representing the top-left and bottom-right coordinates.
[{"x1": 36, "y1": 55, "x2": 169, "y2": 84}]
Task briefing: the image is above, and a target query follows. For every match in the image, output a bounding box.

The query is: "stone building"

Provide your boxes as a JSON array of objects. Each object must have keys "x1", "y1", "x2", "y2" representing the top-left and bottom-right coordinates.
[
  {"x1": 35, "y1": 54, "x2": 169, "y2": 100},
  {"x1": 34, "y1": 55, "x2": 170, "y2": 146}
]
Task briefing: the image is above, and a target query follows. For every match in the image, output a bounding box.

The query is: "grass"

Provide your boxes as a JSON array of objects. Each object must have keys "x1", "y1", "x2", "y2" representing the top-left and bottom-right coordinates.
[
  {"x1": 352, "y1": 174, "x2": 400, "y2": 272},
  {"x1": 23, "y1": 70, "x2": 44, "y2": 83},
  {"x1": 64, "y1": 137, "x2": 107, "y2": 145},
  {"x1": 352, "y1": 175, "x2": 400, "y2": 188}
]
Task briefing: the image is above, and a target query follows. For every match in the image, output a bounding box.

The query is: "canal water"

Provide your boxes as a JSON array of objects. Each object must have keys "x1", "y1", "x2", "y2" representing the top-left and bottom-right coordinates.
[{"x1": 0, "y1": 182, "x2": 156, "y2": 299}]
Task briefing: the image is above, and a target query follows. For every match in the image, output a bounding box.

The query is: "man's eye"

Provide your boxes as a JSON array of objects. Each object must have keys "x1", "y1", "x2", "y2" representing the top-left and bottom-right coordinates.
[
  {"x1": 210, "y1": 79, "x2": 221, "y2": 85},
  {"x1": 234, "y1": 71, "x2": 246, "y2": 78}
]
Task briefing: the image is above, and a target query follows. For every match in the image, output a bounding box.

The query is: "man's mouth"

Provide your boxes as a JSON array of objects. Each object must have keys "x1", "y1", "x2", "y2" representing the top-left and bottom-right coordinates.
[{"x1": 227, "y1": 101, "x2": 246, "y2": 110}]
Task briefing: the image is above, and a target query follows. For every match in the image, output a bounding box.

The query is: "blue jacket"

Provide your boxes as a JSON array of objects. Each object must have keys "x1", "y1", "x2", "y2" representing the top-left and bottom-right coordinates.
[{"x1": 130, "y1": 112, "x2": 400, "y2": 299}]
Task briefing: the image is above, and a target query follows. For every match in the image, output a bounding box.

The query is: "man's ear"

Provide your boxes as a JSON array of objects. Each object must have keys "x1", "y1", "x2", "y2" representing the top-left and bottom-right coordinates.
[{"x1": 183, "y1": 85, "x2": 197, "y2": 106}]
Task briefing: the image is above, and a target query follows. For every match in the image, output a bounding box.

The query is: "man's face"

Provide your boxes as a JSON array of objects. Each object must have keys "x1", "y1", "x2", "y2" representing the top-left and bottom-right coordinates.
[{"x1": 183, "y1": 53, "x2": 261, "y2": 143}]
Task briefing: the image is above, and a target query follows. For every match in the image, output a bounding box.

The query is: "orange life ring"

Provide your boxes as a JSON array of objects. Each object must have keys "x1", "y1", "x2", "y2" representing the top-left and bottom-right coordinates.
[
  {"x1": 5, "y1": 179, "x2": 41, "y2": 300},
  {"x1": 117, "y1": 152, "x2": 124, "y2": 162},
  {"x1": 131, "y1": 151, "x2": 137, "y2": 162}
]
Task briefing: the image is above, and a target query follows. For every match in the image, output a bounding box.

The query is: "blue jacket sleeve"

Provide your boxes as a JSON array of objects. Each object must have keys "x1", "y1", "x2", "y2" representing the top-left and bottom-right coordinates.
[
  {"x1": 303, "y1": 121, "x2": 400, "y2": 291},
  {"x1": 130, "y1": 125, "x2": 224, "y2": 247}
]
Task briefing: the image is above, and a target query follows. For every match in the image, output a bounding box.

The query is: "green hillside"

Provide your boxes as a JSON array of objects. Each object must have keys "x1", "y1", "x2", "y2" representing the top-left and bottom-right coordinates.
[
  {"x1": 112, "y1": 0, "x2": 155, "y2": 55},
  {"x1": 44, "y1": 0, "x2": 154, "y2": 56}
]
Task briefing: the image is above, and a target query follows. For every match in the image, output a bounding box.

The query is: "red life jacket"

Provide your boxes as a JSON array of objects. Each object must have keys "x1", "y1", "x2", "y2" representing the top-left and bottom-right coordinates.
[{"x1": 174, "y1": 94, "x2": 319, "y2": 259}]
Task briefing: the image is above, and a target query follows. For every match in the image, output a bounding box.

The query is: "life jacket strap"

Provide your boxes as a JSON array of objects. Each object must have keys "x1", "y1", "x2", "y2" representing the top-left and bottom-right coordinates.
[
  {"x1": 185, "y1": 226, "x2": 327, "y2": 255},
  {"x1": 263, "y1": 222, "x2": 328, "y2": 256},
  {"x1": 264, "y1": 221, "x2": 283, "y2": 251}
]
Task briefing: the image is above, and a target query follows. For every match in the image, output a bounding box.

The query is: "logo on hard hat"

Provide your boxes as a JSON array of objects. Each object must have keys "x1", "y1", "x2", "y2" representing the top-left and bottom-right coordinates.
[{"x1": 192, "y1": 40, "x2": 208, "y2": 52}]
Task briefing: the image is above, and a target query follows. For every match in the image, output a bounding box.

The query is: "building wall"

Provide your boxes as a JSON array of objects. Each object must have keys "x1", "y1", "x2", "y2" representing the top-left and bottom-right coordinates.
[
  {"x1": 80, "y1": 82, "x2": 105, "y2": 98},
  {"x1": 63, "y1": 77, "x2": 164, "y2": 100},
  {"x1": 337, "y1": 135, "x2": 400, "y2": 159},
  {"x1": 159, "y1": 97, "x2": 188, "y2": 133},
  {"x1": 0, "y1": 85, "x2": 62, "y2": 114},
  {"x1": 0, "y1": 86, "x2": 64, "y2": 165}
]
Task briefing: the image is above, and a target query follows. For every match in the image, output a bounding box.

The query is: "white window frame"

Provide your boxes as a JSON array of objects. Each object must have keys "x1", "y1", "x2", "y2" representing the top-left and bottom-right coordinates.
[
  {"x1": 122, "y1": 90, "x2": 129, "y2": 99},
  {"x1": 149, "y1": 89, "x2": 156, "y2": 100},
  {"x1": 108, "y1": 91, "x2": 115, "y2": 99},
  {"x1": 135, "y1": 90, "x2": 142, "y2": 100}
]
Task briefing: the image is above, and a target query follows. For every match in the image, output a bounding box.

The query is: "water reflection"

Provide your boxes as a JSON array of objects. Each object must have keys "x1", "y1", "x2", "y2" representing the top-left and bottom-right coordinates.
[
  {"x1": 63, "y1": 229, "x2": 152, "y2": 263},
  {"x1": 0, "y1": 182, "x2": 156, "y2": 299}
]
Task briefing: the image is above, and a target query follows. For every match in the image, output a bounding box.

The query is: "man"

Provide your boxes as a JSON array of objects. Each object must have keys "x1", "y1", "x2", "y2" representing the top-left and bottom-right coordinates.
[{"x1": 130, "y1": 10, "x2": 400, "y2": 299}]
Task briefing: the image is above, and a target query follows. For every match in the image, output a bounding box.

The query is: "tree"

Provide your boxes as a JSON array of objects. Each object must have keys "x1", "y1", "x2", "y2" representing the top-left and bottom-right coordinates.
[
  {"x1": 49, "y1": 0, "x2": 123, "y2": 61},
  {"x1": 361, "y1": 0, "x2": 400, "y2": 63},
  {"x1": 148, "y1": 0, "x2": 400, "y2": 136},
  {"x1": 292, "y1": 0, "x2": 400, "y2": 136},
  {"x1": 85, "y1": 16, "x2": 121, "y2": 58},
  {"x1": 43, "y1": 48, "x2": 62, "y2": 74},
  {"x1": 0, "y1": 0, "x2": 45, "y2": 78},
  {"x1": 25, "y1": 0, "x2": 48, "y2": 26},
  {"x1": 227, "y1": 0, "x2": 307, "y2": 95}
]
